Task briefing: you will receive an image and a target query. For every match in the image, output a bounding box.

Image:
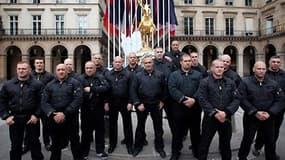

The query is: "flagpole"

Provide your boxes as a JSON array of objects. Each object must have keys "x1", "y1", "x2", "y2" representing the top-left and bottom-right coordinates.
[
  {"x1": 107, "y1": 0, "x2": 110, "y2": 68},
  {"x1": 150, "y1": 0, "x2": 154, "y2": 49},
  {"x1": 168, "y1": 0, "x2": 170, "y2": 52},
  {"x1": 156, "y1": 0, "x2": 159, "y2": 47},
  {"x1": 162, "y1": 0, "x2": 165, "y2": 52},
  {"x1": 113, "y1": 0, "x2": 116, "y2": 63},
  {"x1": 118, "y1": 0, "x2": 121, "y2": 57}
]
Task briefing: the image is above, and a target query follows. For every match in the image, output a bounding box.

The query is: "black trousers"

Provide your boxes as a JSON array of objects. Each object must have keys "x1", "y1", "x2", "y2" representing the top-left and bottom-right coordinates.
[
  {"x1": 171, "y1": 102, "x2": 201, "y2": 156},
  {"x1": 81, "y1": 107, "x2": 105, "y2": 157},
  {"x1": 163, "y1": 99, "x2": 175, "y2": 135},
  {"x1": 109, "y1": 102, "x2": 133, "y2": 148},
  {"x1": 198, "y1": 115, "x2": 232, "y2": 160},
  {"x1": 9, "y1": 115, "x2": 43, "y2": 160},
  {"x1": 49, "y1": 113, "x2": 81, "y2": 160},
  {"x1": 134, "y1": 104, "x2": 164, "y2": 150},
  {"x1": 41, "y1": 115, "x2": 52, "y2": 145},
  {"x1": 238, "y1": 115, "x2": 277, "y2": 160},
  {"x1": 254, "y1": 111, "x2": 285, "y2": 150}
]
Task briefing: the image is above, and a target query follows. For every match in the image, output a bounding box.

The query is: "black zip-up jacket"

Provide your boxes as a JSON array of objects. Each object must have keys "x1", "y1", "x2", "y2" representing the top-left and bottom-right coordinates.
[
  {"x1": 0, "y1": 77, "x2": 43, "y2": 120},
  {"x1": 224, "y1": 69, "x2": 241, "y2": 87},
  {"x1": 238, "y1": 76, "x2": 284, "y2": 116},
  {"x1": 105, "y1": 68, "x2": 132, "y2": 103},
  {"x1": 168, "y1": 69, "x2": 202, "y2": 103},
  {"x1": 164, "y1": 51, "x2": 182, "y2": 70},
  {"x1": 41, "y1": 76, "x2": 82, "y2": 118},
  {"x1": 125, "y1": 64, "x2": 143, "y2": 76},
  {"x1": 31, "y1": 70, "x2": 54, "y2": 85},
  {"x1": 192, "y1": 63, "x2": 208, "y2": 78},
  {"x1": 154, "y1": 58, "x2": 175, "y2": 78},
  {"x1": 266, "y1": 69, "x2": 285, "y2": 91},
  {"x1": 78, "y1": 73, "x2": 109, "y2": 109},
  {"x1": 131, "y1": 69, "x2": 166, "y2": 106},
  {"x1": 198, "y1": 75, "x2": 240, "y2": 117}
]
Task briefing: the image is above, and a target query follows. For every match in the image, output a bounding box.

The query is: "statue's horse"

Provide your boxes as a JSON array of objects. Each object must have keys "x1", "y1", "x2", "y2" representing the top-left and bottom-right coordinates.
[{"x1": 138, "y1": 4, "x2": 156, "y2": 48}]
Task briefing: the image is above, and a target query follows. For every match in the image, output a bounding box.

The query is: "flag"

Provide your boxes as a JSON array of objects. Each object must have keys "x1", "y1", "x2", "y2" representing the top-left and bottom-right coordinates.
[
  {"x1": 103, "y1": 0, "x2": 177, "y2": 37},
  {"x1": 103, "y1": 0, "x2": 136, "y2": 36}
]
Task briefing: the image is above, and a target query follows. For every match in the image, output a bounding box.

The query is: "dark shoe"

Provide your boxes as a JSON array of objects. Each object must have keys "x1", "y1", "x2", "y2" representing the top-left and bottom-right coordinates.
[
  {"x1": 45, "y1": 144, "x2": 52, "y2": 151},
  {"x1": 127, "y1": 146, "x2": 134, "y2": 155},
  {"x1": 169, "y1": 153, "x2": 180, "y2": 160},
  {"x1": 120, "y1": 139, "x2": 126, "y2": 144},
  {"x1": 22, "y1": 145, "x2": 30, "y2": 155},
  {"x1": 133, "y1": 148, "x2": 142, "y2": 157},
  {"x1": 157, "y1": 149, "x2": 166, "y2": 158},
  {"x1": 96, "y1": 152, "x2": 108, "y2": 160},
  {"x1": 108, "y1": 146, "x2": 116, "y2": 153},
  {"x1": 143, "y1": 139, "x2": 148, "y2": 146}
]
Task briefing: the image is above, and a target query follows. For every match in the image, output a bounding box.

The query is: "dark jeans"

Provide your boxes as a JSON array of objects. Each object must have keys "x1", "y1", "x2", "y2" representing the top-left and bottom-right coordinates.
[
  {"x1": 134, "y1": 104, "x2": 164, "y2": 150},
  {"x1": 109, "y1": 102, "x2": 133, "y2": 148},
  {"x1": 254, "y1": 112, "x2": 285, "y2": 150},
  {"x1": 49, "y1": 113, "x2": 81, "y2": 160},
  {"x1": 171, "y1": 102, "x2": 201, "y2": 156},
  {"x1": 9, "y1": 115, "x2": 43, "y2": 160},
  {"x1": 198, "y1": 115, "x2": 232, "y2": 160},
  {"x1": 81, "y1": 107, "x2": 105, "y2": 157},
  {"x1": 238, "y1": 115, "x2": 277, "y2": 160}
]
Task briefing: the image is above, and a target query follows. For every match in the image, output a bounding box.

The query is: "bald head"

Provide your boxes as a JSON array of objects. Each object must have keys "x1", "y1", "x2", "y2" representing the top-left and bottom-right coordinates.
[
  {"x1": 64, "y1": 58, "x2": 73, "y2": 73},
  {"x1": 253, "y1": 61, "x2": 266, "y2": 80},
  {"x1": 55, "y1": 63, "x2": 67, "y2": 81},
  {"x1": 211, "y1": 59, "x2": 224, "y2": 79},
  {"x1": 221, "y1": 54, "x2": 232, "y2": 70},
  {"x1": 113, "y1": 56, "x2": 124, "y2": 71},
  {"x1": 128, "y1": 53, "x2": 138, "y2": 66}
]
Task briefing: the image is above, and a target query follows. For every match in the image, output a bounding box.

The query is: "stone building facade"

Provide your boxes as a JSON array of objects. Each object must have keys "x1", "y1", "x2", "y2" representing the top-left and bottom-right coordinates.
[{"x1": 0, "y1": 0, "x2": 285, "y2": 80}]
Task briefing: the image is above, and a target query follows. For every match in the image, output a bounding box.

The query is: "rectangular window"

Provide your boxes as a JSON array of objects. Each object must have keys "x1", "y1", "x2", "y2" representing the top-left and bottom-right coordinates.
[
  {"x1": 206, "y1": 0, "x2": 214, "y2": 4},
  {"x1": 9, "y1": 16, "x2": 18, "y2": 35},
  {"x1": 266, "y1": 16, "x2": 273, "y2": 34},
  {"x1": 184, "y1": 17, "x2": 193, "y2": 35},
  {"x1": 78, "y1": 16, "x2": 87, "y2": 34},
  {"x1": 205, "y1": 17, "x2": 214, "y2": 35},
  {"x1": 225, "y1": 0, "x2": 233, "y2": 6},
  {"x1": 10, "y1": 0, "x2": 17, "y2": 3},
  {"x1": 245, "y1": 0, "x2": 252, "y2": 6},
  {"x1": 225, "y1": 18, "x2": 234, "y2": 35},
  {"x1": 33, "y1": 0, "x2": 40, "y2": 3},
  {"x1": 56, "y1": 15, "x2": 64, "y2": 35},
  {"x1": 245, "y1": 18, "x2": 253, "y2": 35},
  {"x1": 79, "y1": 0, "x2": 86, "y2": 3},
  {"x1": 56, "y1": 0, "x2": 63, "y2": 3},
  {"x1": 32, "y1": 15, "x2": 41, "y2": 35},
  {"x1": 184, "y1": 0, "x2": 192, "y2": 4}
]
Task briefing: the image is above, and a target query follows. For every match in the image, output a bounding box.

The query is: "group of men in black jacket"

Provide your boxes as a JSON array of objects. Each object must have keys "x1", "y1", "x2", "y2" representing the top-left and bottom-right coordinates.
[{"x1": 0, "y1": 40, "x2": 285, "y2": 160}]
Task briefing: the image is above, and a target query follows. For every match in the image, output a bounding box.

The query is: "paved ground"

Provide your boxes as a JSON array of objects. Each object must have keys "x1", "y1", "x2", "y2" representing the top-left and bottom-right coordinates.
[{"x1": 0, "y1": 108, "x2": 284, "y2": 160}]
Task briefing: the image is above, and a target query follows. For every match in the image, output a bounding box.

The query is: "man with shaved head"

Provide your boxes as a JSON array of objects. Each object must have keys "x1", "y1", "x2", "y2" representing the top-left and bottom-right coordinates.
[
  {"x1": 64, "y1": 58, "x2": 80, "y2": 79},
  {"x1": 105, "y1": 56, "x2": 134, "y2": 154},
  {"x1": 198, "y1": 59, "x2": 239, "y2": 160},
  {"x1": 78, "y1": 61, "x2": 109, "y2": 159},
  {"x1": 221, "y1": 54, "x2": 241, "y2": 86},
  {"x1": 238, "y1": 61, "x2": 284, "y2": 160},
  {"x1": 41, "y1": 63, "x2": 83, "y2": 160}
]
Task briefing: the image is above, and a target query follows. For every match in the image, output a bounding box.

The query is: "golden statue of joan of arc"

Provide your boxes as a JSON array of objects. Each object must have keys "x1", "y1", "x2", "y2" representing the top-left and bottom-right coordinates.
[{"x1": 138, "y1": 0, "x2": 156, "y2": 50}]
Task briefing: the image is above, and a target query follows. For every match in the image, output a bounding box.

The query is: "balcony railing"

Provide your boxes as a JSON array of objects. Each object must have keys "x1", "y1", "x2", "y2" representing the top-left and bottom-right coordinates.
[
  {"x1": 1, "y1": 28, "x2": 102, "y2": 36},
  {"x1": 260, "y1": 23, "x2": 285, "y2": 36},
  {"x1": 175, "y1": 30, "x2": 260, "y2": 37}
]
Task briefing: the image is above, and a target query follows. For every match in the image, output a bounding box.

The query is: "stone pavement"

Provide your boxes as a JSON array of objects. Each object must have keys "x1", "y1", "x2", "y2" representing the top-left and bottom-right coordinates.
[{"x1": 0, "y1": 108, "x2": 283, "y2": 160}]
